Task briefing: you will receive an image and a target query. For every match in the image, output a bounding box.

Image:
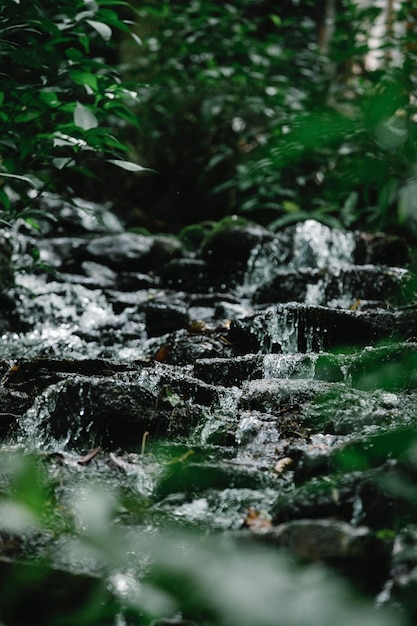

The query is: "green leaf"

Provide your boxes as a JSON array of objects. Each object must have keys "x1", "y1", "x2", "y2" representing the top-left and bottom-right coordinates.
[
  {"x1": 69, "y1": 70, "x2": 98, "y2": 92},
  {"x1": 25, "y1": 219, "x2": 42, "y2": 234},
  {"x1": 86, "y1": 19, "x2": 112, "y2": 41},
  {"x1": 0, "y1": 173, "x2": 37, "y2": 186},
  {"x1": 52, "y1": 157, "x2": 76, "y2": 170},
  {"x1": 107, "y1": 159, "x2": 151, "y2": 172},
  {"x1": 270, "y1": 15, "x2": 281, "y2": 27},
  {"x1": 74, "y1": 101, "x2": 99, "y2": 131},
  {"x1": 130, "y1": 32, "x2": 142, "y2": 46}
]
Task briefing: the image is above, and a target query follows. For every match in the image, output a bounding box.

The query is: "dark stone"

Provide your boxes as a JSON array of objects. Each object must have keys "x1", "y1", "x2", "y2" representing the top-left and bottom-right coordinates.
[
  {"x1": 157, "y1": 258, "x2": 229, "y2": 292},
  {"x1": 229, "y1": 304, "x2": 417, "y2": 354},
  {"x1": 354, "y1": 232, "x2": 410, "y2": 267},
  {"x1": 36, "y1": 196, "x2": 124, "y2": 236},
  {"x1": 22, "y1": 377, "x2": 163, "y2": 449},
  {"x1": 254, "y1": 269, "x2": 321, "y2": 304},
  {"x1": 272, "y1": 465, "x2": 417, "y2": 531},
  {"x1": 34, "y1": 236, "x2": 88, "y2": 270},
  {"x1": 1, "y1": 358, "x2": 148, "y2": 392},
  {"x1": 200, "y1": 220, "x2": 273, "y2": 267},
  {"x1": 149, "y1": 234, "x2": 184, "y2": 267},
  {"x1": 151, "y1": 331, "x2": 234, "y2": 366},
  {"x1": 0, "y1": 379, "x2": 33, "y2": 435},
  {"x1": 0, "y1": 292, "x2": 21, "y2": 332},
  {"x1": 159, "y1": 371, "x2": 221, "y2": 408},
  {"x1": 322, "y1": 265, "x2": 407, "y2": 303},
  {"x1": 239, "y1": 379, "x2": 332, "y2": 413},
  {"x1": 193, "y1": 355, "x2": 263, "y2": 386},
  {"x1": 254, "y1": 518, "x2": 379, "y2": 561},
  {"x1": 144, "y1": 301, "x2": 190, "y2": 337},
  {"x1": 248, "y1": 519, "x2": 391, "y2": 593},
  {"x1": 85, "y1": 232, "x2": 154, "y2": 271},
  {"x1": 62, "y1": 261, "x2": 118, "y2": 288},
  {"x1": 254, "y1": 266, "x2": 407, "y2": 305},
  {"x1": 293, "y1": 411, "x2": 417, "y2": 483},
  {"x1": 80, "y1": 261, "x2": 117, "y2": 288},
  {"x1": 117, "y1": 271, "x2": 158, "y2": 291}
]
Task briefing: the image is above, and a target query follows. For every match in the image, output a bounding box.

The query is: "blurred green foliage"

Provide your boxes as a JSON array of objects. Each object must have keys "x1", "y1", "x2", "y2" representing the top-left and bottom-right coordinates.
[
  {"x1": 0, "y1": 449, "x2": 404, "y2": 626},
  {"x1": 127, "y1": 0, "x2": 417, "y2": 233}
]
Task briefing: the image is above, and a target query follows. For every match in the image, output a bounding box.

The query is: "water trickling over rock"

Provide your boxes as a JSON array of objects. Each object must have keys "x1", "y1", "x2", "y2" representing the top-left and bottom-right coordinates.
[{"x1": 0, "y1": 208, "x2": 416, "y2": 623}]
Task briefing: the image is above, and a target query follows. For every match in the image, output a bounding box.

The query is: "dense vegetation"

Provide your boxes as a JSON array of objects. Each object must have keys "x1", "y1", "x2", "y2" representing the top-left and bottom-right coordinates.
[
  {"x1": 1, "y1": 1, "x2": 416, "y2": 236},
  {"x1": 0, "y1": 0, "x2": 143, "y2": 232},
  {"x1": 125, "y1": 0, "x2": 417, "y2": 235}
]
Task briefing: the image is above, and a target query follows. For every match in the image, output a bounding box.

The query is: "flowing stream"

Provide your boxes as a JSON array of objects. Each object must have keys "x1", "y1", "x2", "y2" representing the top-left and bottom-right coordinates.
[{"x1": 0, "y1": 211, "x2": 415, "y2": 625}]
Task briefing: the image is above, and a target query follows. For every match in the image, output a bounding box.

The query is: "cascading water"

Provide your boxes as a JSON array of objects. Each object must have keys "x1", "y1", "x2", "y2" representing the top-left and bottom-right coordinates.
[
  {"x1": 1, "y1": 206, "x2": 416, "y2": 624},
  {"x1": 243, "y1": 220, "x2": 357, "y2": 296},
  {"x1": 291, "y1": 219, "x2": 356, "y2": 270}
]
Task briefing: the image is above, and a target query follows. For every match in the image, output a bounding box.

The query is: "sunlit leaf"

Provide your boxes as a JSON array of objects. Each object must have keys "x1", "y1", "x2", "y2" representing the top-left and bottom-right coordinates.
[
  {"x1": 52, "y1": 157, "x2": 76, "y2": 170},
  {"x1": 107, "y1": 159, "x2": 151, "y2": 172},
  {"x1": 0, "y1": 173, "x2": 37, "y2": 186},
  {"x1": 74, "y1": 101, "x2": 99, "y2": 131},
  {"x1": 87, "y1": 19, "x2": 112, "y2": 41},
  {"x1": 130, "y1": 32, "x2": 142, "y2": 46}
]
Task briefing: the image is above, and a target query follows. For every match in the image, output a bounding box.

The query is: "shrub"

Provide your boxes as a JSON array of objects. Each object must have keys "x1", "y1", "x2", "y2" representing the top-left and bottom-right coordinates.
[{"x1": 0, "y1": 0, "x2": 143, "y2": 231}]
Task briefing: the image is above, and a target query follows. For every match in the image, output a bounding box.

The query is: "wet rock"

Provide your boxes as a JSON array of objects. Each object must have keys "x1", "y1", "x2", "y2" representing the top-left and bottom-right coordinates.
[
  {"x1": 230, "y1": 304, "x2": 417, "y2": 354},
  {"x1": 254, "y1": 268, "x2": 322, "y2": 304},
  {"x1": 308, "y1": 386, "x2": 406, "y2": 435},
  {"x1": 151, "y1": 330, "x2": 234, "y2": 366},
  {"x1": 272, "y1": 464, "x2": 417, "y2": 531},
  {"x1": 193, "y1": 355, "x2": 263, "y2": 386},
  {"x1": 253, "y1": 518, "x2": 379, "y2": 561},
  {"x1": 239, "y1": 379, "x2": 333, "y2": 413},
  {"x1": 382, "y1": 526, "x2": 417, "y2": 621},
  {"x1": 3, "y1": 202, "x2": 417, "y2": 619},
  {"x1": 85, "y1": 232, "x2": 154, "y2": 271},
  {"x1": 149, "y1": 234, "x2": 184, "y2": 267},
  {"x1": 354, "y1": 232, "x2": 410, "y2": 267},
  {"x1": 117, "y1": 271, "x2": 158, "y2": 291},
  {"x1": 201, "y1": 219, "x2": 273, "y2": 268},
  {"x1": 144, "y1": 301, "x2": 190, "y2": 337},
  {"x1": 248, "y1": 518, "x2": 391, "y2": 593},
  {"x1": 199, "y1": 410, "x2": 240, "y2": 446},
  {"x1": 330, "y1": 425, "x2": 417, "y2": 474},
  {"x1": 159, "y1": 371, "x2": 222, "y2": 408},
  {"x1": 157, "y1": 258, "x2": 228, "y2": 292},
  {"x1": 19, "y1": 376, "x2": 164, "y2": 449},
  {"x1": 2, "y1": 358, "x2": 147, "y2": 389},
  {"x1": 254, "y1": 266, "x2": 407, "y2": 306},
  {"x1": 34, "y1": 236, "x2": 87, "y2": 270},
  {"x1": 36, "y1": 195, "x2": 124, "y2": 235},
  {"x1": 260, "y1": 352, "x2": 346, "y2": 382},
  {"x1": 62, "y1": 261, "x2": 118, "y2": 289},
  {"x1": 0, "y1": 388, "x2": 32, "y2": 436},
  {"x1": 0, "y1": 292, "x2": 21, "y2": 332}
]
